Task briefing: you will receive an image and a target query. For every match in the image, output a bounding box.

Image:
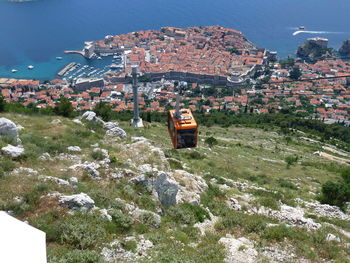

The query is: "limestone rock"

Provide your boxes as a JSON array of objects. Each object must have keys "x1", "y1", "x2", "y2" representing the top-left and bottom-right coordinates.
[
  {"x1": 69, "y1": 177, "x2": 78, "y2": 186},
  {"x1": 69, "y1": 161, "x2": 101, "y2": 180},
  {"x1": 67, "y1": 146, "x2": 81, "y2": 152},
  {"x1": 103, "y1": 122, "x2": 119, "y2": 130},
  {"x1": 0, "y1": 118, "x2": 21, "y2": 144},
  {"x1": 106, "y1": 127, "x2": 127, "y2": 139},
  {"x1": 81, "y1": 111, "x2": 104, "y2": 125},
  {"x1": 101, "y1": 235, "x2": 153, "y2": 263},
  {"x1": 226, "y1": 198, "x2": 242, "y2": 211},
  {"x1": 39, "y1": 175, "x2": 70, "y2": 185},
  {"x1": 326, "y1": 233, "x2": 341, "y2": 242},
  {"x1": 219, "y1": 235, "x2": 258, "y2": 263},
  {"x1": 51, "y1": 119, "x2": 61, "y2": 124},
  {"x1": 172, "y1": 170, "x2": 208, "y2": 205},
  {"x1": 39, "y1": 152, "x2": 51, "y2": 161},
  {"x1": 1, "y1": 144, "x2": 24, "y2": 158},
  {"x1": 72, "y1": 119, "x2": 83, "y2": 126},
  {"x1": 59, "y1": 193, "x2": 95, "y2": 211},
  {"x1": 250, "y1": 204, "x2": 321, "y2": 230},
  {"x1": 153, "y1": 172, "x2": 179, "y2": 207}
]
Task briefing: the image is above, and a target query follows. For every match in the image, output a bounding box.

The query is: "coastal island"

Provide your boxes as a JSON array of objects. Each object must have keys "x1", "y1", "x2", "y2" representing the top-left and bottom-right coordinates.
[{"x1": 70, "y1": 26, "x2": 275, "y2": 86}]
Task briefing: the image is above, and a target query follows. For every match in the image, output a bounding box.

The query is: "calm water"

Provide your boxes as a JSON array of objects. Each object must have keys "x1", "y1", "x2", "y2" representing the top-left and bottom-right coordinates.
[{"x1": 0, "y1": 0, "x2": 350, "y2": 80}]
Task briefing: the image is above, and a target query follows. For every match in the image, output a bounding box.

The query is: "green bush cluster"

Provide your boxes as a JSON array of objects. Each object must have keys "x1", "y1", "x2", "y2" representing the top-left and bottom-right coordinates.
[
  {"x1": 56, "y1": 214, "x2": 107, "y2": 249},
  {"x1": 48, "y1": 248, "x2": 105, "y2": 263},
  {"x1": 320, "y1": 167, "x2": 350, "y2": 210},
  {"x1": 165, "y1": 203, "x2": 210, "y2": 225}
]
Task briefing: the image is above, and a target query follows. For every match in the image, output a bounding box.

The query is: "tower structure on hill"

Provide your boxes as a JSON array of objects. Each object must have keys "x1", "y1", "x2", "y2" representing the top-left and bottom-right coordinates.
[{"x1": 131, "y1": 66, "x2": 144, "y2": 127}]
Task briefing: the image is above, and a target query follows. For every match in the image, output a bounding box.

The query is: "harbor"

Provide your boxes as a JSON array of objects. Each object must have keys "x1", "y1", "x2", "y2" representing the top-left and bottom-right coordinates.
[{"x1": 56, "y1": 53, "x2": 124, "y2": 82}]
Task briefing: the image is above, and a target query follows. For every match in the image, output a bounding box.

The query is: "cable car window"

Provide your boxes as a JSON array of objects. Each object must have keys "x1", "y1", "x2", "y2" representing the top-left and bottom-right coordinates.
[{"x1": 177, "y1": 129, "x2": 196, "y2": 148}]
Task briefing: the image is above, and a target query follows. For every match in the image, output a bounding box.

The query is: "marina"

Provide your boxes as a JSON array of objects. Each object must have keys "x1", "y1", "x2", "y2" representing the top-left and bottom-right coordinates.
[{"x1": 56, "y1": 53, "x2": 124, "y2": 81}]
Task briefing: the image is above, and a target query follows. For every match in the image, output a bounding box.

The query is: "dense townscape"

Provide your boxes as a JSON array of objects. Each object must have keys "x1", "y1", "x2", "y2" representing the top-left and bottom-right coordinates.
[{"x1": 1, "y1": 27, "x2": 350, "y2": 123}]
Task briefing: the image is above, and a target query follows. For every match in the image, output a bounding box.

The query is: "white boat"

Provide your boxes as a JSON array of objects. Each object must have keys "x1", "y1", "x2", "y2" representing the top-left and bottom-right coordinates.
[
  {"x1": 28, "y1": 65, "x2": 34, "y2": 69},
  {"x1": 97, "y1": 56, "x2": 102, "y2": 60},
  {"x1": 56, "y1": 57, "x2": 63, "y2": 60},
  {"x1": 299, "y1": 26, "x2": 305, "y2": 30},
  {"x1": 110, "y1": 63, "x2": 123, "y2": 69},
  {"x1": 11, "y1": 69, "x2": 18, "y2": 73}
]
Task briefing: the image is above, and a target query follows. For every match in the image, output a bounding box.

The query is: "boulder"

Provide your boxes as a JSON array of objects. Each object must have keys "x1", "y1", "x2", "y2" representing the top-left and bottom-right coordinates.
[
  {"x1": 106, "y1": 127, "x2": 127, "y2": 139},
  {"x1": 59, "y1": 193, "x2": 95, "y2": 211},
  {"x1": 81, "y1": 111, "x2": 104, "y2": 125},
  {"x1": 0, "y1": 118, "x2": 20, "y2": 144},
  {"x1": 1, "y1": 144, "x2": 24, "y2": 158}
]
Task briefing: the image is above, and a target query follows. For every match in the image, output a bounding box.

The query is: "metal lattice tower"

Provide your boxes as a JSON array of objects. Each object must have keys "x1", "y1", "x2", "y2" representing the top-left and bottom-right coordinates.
[{"x1": 131, "y1": 66, "x2": 143, "y2": 127}]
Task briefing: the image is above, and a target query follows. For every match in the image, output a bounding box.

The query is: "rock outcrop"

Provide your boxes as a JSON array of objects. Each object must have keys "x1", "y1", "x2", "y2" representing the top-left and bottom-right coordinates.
[
  {"x1": 339, "y1": 40, "x2": 350, "y2": 55},
  {"x1": 296, "y1": 37, "x2": 330, "y2": 60},
  {"x1": 59, "y1": 193, "x2": 95, "y2": 211}
]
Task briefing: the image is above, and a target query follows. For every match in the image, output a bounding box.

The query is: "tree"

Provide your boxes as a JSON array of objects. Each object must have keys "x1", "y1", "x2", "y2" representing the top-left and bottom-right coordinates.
[
  {"x1": 94, "y1": 101, "x2": 112, "y2": 121},
  {"x1": 289, "y1": 67, "x2": 302, "y2": 80},
  {"x1": 0, "y1": 95, "x2": 6, "y2": 112},
  {"x1": 55, "y1": 96, "x2": 74, "y2": 118}
]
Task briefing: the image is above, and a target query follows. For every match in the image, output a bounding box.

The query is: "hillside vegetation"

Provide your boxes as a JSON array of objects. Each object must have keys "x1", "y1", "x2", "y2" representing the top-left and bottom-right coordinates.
[{"x1": 0, "y1": 112, "x2": 349, "y2": 263}]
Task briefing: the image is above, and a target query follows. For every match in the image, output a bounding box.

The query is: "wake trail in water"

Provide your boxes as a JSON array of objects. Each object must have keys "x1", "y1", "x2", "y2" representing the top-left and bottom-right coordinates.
[{"x1": 292, "y1": 30, "x2": 347, "y2": 36}]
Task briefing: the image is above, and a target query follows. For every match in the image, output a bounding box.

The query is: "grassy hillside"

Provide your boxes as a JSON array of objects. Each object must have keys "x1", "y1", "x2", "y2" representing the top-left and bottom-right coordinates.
[{"x1": 0, "y1": 113, "x2": 349, "y2": 263}]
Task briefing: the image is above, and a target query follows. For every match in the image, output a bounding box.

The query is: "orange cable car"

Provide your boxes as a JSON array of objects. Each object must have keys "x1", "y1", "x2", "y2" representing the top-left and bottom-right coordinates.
[
  {"x1": 167, "y1": 109, "x2": 198, "y2": 149},
  {"x1": 167, "y1": 82, "x2": 198, "y2": 149}
]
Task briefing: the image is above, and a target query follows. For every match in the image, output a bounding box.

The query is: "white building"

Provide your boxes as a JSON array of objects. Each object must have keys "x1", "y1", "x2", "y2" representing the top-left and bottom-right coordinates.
[{"x1": 0, "y1": 211, "x2": 47, "y2": 263}]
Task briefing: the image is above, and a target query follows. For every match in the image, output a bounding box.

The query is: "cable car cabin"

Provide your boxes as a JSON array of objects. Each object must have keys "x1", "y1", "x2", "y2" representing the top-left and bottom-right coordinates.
[{"x1": 167, "y1": 109, "x2": 198, "y2": 149}]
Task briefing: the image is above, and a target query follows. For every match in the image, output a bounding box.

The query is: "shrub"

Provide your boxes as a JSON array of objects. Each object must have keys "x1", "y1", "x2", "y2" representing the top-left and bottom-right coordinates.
[
  {"x1": 320, "y1": 180, "x2": 350, "y2": 210},
  {"x1": 48, "y1": 249, "x2": 105, "y2": 263},
  {"x1": 0, "y1": 159, "x2": 16, "y2": 172},
  {"x1": 165, "y1": 203, "x2": 210, "y2": 225},
  {"x1": 215, "y1": 211, "x2": 267, "y2": 234},
  {"x1": 57, "y1": 214, "x2": 106, "y2": 249},
  {"x1": 91, "y1": 150, "x2": 105, "y2": 161},
  {"x1": 254, "y1": 197, "x2": 280, "y2": 210},
  {"x1": 277, "y1": 178, "x2": 297, "y2": 190},
  {"x1": 109, "y1": 209, "x2": 134, "y2": 231},
  {"x1": 205, "y1": 136, "x2": 218, "y2": 148},
  {"x1": 262, "y1": 224, "x2": 294, "y2": 241},
  {"x1": 121, "y1": 240, "x2": 137, "y2": 252},
  {"x1": 187, "y1": 151, "x2": 204, "y2": 160},
  {"x1": 285, "y1": 155, "x2": 298, "y2": 167}
]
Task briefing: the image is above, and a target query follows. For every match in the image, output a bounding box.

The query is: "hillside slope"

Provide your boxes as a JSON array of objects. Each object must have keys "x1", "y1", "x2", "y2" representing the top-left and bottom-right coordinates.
[{"x1": 0, "y1": 113, "x2": 349, "y2": 263}]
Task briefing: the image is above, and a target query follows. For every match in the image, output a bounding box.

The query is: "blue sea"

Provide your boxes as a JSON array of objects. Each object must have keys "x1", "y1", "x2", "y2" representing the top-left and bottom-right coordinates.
[{"x1": 0, "y1": 0, "x2": 350, "y2": 80}]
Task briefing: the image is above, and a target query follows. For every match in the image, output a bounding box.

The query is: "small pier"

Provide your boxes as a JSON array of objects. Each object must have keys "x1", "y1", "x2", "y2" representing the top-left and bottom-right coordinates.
[
  {"x1": 64, "y1": 50, "x2": 85, "y2": 56},
  {"x1": 57, "y1": 62, "x2": 77, "y2": 76}
]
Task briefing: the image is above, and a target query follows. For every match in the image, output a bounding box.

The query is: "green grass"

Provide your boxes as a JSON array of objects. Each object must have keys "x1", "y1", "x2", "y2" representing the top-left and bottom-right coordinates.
[{"x1": 1, "y1": 113, "x2": 350, "y2": 263}]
